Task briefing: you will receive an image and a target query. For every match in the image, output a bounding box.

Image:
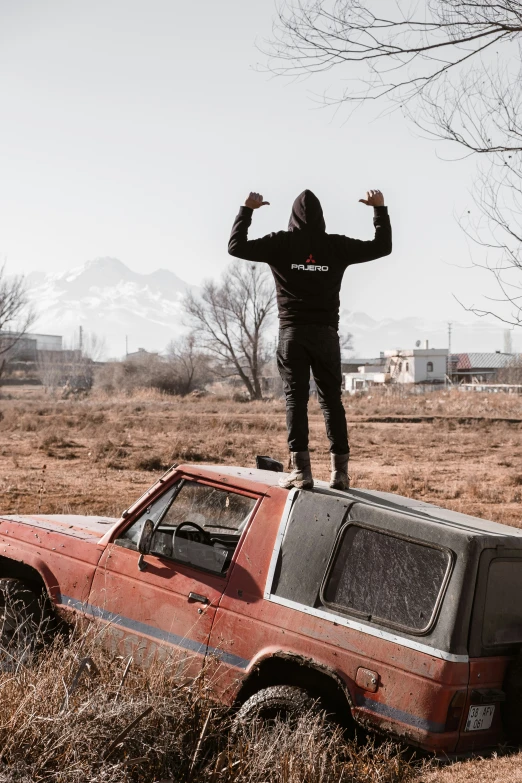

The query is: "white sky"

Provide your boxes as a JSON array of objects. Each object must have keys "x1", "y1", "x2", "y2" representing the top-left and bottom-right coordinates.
[{"x1": 0, "y1": 0, "x2": 500, "y2": 324}]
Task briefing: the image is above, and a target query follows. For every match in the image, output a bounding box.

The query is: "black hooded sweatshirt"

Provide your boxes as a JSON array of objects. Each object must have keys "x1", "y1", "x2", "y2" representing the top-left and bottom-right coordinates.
[{"x1": 228, "y1": 189, "x2": 392, "y2": 329}]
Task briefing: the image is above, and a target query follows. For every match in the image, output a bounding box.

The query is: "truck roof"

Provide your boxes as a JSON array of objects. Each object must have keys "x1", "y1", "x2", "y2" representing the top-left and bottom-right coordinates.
[{"x1": 194, "y1": 464, "x2": 522, "y2": 541}]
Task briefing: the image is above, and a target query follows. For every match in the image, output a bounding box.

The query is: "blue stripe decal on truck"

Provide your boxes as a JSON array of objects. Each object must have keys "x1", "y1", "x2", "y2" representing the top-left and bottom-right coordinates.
[
  {"x1": 59, "y1": 595, "x2": 249, "y2": 670},
  {"x1": 60, "y1": 595, "x2": 448, "y2": 735},
  {"x1": 355, "y1": 693, "x2": 446, "y2": 733}
]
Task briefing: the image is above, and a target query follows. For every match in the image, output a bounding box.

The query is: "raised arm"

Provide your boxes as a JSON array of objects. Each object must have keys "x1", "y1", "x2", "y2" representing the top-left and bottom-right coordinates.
[
  {"x1": 338, "y1": 189, "x2": 392, "y2": 264},
  {"x1": 228, "y1": 192, "x2": 283, "y2": 263}
]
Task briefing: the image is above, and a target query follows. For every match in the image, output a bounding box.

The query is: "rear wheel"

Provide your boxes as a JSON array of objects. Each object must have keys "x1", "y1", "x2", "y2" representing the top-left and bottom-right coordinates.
[
  {"x1": 235, "y1": 685, "x2": 321, "y2": 726},
  {"x1": 0, "y1": 579, "x2": 45, "y2": 669}
]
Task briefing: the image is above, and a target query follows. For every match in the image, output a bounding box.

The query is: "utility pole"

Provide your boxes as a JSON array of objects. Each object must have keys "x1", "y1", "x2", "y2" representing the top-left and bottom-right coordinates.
[
  {"x1": 447, "y1": 322, "x2": 452, "y2": 386},
  {"x1": 79, "y1": 325, "x2": 83, "y2": 354}
]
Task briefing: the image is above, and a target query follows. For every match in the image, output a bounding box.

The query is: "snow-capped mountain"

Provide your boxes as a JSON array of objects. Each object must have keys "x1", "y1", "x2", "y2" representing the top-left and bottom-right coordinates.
[
  {"x1": 26, "y1": 257, "x2": 514, "y2": 359},
  {"x1": 28, "y1": 257, "x2": 196, "y2": 358},
  {"x1": 339, "y1": 310, "x2": 515, "y2": 357}
]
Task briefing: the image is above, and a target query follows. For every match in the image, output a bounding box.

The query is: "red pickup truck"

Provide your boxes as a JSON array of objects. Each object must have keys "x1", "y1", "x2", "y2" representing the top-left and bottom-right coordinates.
[{"x1": 1, "y1": 462, "x2": 522, "y2": 754}]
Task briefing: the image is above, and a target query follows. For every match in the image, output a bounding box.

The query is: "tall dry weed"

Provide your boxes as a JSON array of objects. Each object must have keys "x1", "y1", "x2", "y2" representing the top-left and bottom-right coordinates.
[{"x1": 0, "y1": 620, "x2": 421, "y2": 783}]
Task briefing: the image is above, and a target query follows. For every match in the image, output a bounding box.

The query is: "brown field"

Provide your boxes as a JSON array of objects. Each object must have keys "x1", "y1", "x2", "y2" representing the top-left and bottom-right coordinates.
[
  {"x1": 1, "y1": 386, "x2": 521, "y2": 527},
  {"x1": 1, "y1": 385, "x2": 522, "y2": 782}
]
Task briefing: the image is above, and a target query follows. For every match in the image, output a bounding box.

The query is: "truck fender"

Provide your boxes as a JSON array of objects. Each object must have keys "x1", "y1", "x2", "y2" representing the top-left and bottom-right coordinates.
[
  {"x1": 0, "y1": 551, "x2": 59, "y2": 602},
  {"x1": 237, "y1": 647, "x2": 355, "y2": 712}
]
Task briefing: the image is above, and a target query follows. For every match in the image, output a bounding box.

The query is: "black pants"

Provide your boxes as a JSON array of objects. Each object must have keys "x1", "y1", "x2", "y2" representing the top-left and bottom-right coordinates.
[{"x1": 277, "y1": 325, "x2": 349, "y2": 455}]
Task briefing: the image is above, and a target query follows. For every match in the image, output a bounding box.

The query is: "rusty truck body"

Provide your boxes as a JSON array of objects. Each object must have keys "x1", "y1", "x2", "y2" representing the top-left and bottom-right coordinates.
[{"x1": 1, "y1": 463, "x2": 522, "y2": 754}]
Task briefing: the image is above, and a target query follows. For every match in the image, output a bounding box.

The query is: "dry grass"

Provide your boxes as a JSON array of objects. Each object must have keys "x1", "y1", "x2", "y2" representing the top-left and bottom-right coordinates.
[
  {"x1": 0, "y1": 620, "x2": 420, "y2": 783},
  {"x1": 422, "y1": 752, "x2": 522, "y2": 783},
  {"x1": 1, "y1": 386, "x2": 522, "y2": 781}
]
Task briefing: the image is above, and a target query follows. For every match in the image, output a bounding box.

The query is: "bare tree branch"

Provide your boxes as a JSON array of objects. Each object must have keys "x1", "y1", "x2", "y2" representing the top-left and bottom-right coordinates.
[
  {"x1": 457, "y1": 150, "x2": 522, "y2": 325},
  {"x1": 164, "y1": 333, "x2": 213, "y2": 396},
  {"x1": 268, "y1": 1, "x2": 522, "y2": 327},
  {"x1": 268, "y1": 1, "x2": 522, "y2": 114},
  {"x1": 0, "y1": 265, "x2": 36, "y2": 377},
  {"x1": 184, "y1": 262, "x2": 276, "y2": 400}
]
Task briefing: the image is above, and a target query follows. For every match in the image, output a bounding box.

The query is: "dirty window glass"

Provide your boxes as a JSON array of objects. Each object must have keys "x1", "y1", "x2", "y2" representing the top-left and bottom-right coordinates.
[
  {"x1": 323, "y1": 525, "x2": 450, "y2": 633},
  {"x1": 116, "y1": 482, "x2": 181, "y2": 549},
  {"x1": 153, "y1": 482, "x2": 256, "y2": 574},
  {"x1": 483, "y1": 560, "x2": 522, "y2": 646},
  {"x1": 160, "y1": 482, "x2": 255, "y2": 533},
  {"x1": 116, "y1": 480, "x2": 256, "y2": 576}
]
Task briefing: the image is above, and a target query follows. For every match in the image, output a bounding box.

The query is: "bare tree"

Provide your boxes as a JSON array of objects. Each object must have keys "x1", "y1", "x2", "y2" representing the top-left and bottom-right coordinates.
[
  {"x1": 340, "y1": 330, "x2": 354, "y2": 354},
  {"x1": 184, "y1": 262, "x2": 276, "y2": 400},
  {"x1": 269, "y1": 1, "x2": 522, "y2": 137},
  {"x1": 454, "y1": 153, "x2": 522, "y2": 326},
  {"x1": 164, "y1": 334, "x2": 213, "y2": 396},
  {"x1": 268, "y1": 1, "x2": 522, "y2": 324},
  {"x1": 0, "y1": 266, "x2": 35, "y2": 377},
  {"x1": 37, "y1": 351, "x2": 64, "y2": 394}
]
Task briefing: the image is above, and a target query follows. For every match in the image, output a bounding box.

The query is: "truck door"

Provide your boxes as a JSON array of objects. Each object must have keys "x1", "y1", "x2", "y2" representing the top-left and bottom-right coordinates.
[{"x1": 88, "y1": 477, "x2": 258, "y2": 680}]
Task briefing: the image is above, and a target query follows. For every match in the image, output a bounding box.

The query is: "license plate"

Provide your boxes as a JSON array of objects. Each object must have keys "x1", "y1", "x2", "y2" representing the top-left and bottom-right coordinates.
[{"x1": 465, "y1": 704, "x2": 495, "y2": 731}]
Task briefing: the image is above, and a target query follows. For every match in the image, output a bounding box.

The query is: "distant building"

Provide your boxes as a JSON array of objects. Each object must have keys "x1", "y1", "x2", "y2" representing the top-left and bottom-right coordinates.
[
  {"x1": 385, "y1": 343, "x2": 448, "y2": 385},
  {"x1": 342, "y1": 355, "x2": 385, "y2": 374},
  {"x1": 0, "y1": 330, "x2": 81, "y2": 387},
  {"x1": 344, "y1": 367, "x2": 389, "y2": 394},
  {"x1": 125, "y1": 348, "x2": 159, "y2": 362},
  {"x1": 343, "y1": 342, "x2": 449, "y2": 394},
  {"x1": 29, "y1": 333, "x2": 63, "y2": 351},
  {"x1": 343, "y1": 355, "x2": 387, "y2": 394},
  {"x1": 0, "y1": 331, "x2": 62, "y2": 362},
  {"x1": 450, "y1": 352, "x2": 520, "y2": 384}
]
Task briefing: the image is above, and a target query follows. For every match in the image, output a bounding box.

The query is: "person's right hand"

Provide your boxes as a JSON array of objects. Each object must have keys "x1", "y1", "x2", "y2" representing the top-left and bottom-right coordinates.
[
  {"x1": 245, "y1": 192, "x2": 270, "y2": 209},
  {"x1": 359, "y1": 189, "x2": 385, "y2": 207}
]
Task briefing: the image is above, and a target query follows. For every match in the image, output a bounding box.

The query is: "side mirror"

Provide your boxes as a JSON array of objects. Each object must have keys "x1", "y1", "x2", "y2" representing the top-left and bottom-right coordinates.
[{"x1": 137, "y1": 519, "x2": 155, "y2": 571}]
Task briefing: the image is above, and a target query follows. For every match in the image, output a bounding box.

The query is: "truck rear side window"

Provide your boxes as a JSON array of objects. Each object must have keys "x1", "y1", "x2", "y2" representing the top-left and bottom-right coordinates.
[
  {"x1": 322, "y1": 525, "x2": 452, "y2": 634},
  {"x1": 483, "y1": 559, "x2": 522, "y2": 646}
]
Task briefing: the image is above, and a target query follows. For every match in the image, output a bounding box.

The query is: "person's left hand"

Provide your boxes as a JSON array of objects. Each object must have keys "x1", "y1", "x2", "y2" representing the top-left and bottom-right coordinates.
[
  {"x1": 359, "y1": 189, "x2": 385, "y2": 207},
  {"x1": 245, "y1": 192, "x2": 270, "y2": 209}
]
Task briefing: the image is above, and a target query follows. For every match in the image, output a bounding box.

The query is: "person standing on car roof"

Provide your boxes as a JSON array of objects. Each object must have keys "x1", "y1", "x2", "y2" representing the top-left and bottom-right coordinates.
[{"x1": 228, "y1": 188, "x2": 392, "y2": 491}]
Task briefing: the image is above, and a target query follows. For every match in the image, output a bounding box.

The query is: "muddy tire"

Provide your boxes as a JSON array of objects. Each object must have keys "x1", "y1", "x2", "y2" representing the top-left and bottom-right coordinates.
[
  {"x1": 235, "y1": 685, "x2": 319, "y2": 727},
  {"x1": 0, "y1": 579, "x2": 44, "y2": 669},
  {"x1": 503, "y1": 650, "x2": 522, "y2": 744}
]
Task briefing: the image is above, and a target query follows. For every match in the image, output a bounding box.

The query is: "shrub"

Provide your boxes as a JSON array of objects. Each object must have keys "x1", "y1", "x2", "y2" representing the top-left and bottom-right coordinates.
[{"x1": 134, "y1": 454, "x2": 166, "y2": 472}]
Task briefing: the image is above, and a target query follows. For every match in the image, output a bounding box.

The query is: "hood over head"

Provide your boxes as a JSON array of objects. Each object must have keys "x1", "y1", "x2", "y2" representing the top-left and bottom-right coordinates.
[{"x1": 288, "y1": 190, "x2": 326, "y2": 233}]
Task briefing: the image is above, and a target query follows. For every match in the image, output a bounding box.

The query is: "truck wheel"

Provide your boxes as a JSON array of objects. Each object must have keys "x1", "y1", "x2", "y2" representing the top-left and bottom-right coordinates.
[
  {"x1": 0, "y1": 579, "x2": 44, "y2": 668},
  {"x1": 235, "y1": 685, "x2": 319, "y2": 726},
  {"x1": 503, "y1": 650, "x2": 522, "y2": 744}
]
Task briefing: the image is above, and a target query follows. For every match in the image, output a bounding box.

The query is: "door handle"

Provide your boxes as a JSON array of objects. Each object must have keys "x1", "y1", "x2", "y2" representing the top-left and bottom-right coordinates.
[{"x1": 188, "y1": 591, "x2": 209, "y2": 605}]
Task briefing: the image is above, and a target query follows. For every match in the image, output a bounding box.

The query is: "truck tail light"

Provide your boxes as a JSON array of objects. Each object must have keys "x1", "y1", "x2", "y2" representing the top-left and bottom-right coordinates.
[{"x1": 445, "y1": 690, "x2": 467, "y2": 732}]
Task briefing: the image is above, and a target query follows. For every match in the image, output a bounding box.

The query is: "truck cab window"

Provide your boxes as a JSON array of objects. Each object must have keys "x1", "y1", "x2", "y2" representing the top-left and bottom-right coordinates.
[{"x1": 116, "y1": 480, "x2": 256, "y2": 575}]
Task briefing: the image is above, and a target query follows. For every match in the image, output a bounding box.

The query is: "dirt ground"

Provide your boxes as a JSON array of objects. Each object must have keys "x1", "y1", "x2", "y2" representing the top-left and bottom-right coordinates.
[
  {"x1": 1, "y1": 385, "x2": 522, "y2": 782},
  {"x1": 1, "y1": 386, "x2": 521, "y2": 527}
]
